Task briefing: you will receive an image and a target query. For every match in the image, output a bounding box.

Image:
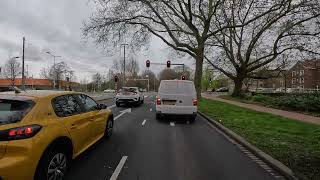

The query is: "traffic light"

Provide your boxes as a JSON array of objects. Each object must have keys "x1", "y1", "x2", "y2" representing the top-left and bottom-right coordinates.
[
  {"x1": 209, "y1": 77, "x2": 212, "y2": 83},
  {"x1": 114, "y1": 75, "x2": 118, "y2": 83},
  {"x1": 181, "y1": 75, "x2": 186, "y2": 80},
  {"x1": 146, "y1": 60, "x2": 150, "y2": 68},
  {"x1": 166, "y1": 60, "x2": 171, "y2": 68}
]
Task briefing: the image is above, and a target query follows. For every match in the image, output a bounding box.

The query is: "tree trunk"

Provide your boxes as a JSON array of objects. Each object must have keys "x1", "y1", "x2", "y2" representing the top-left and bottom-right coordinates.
[
  {"x1": 194, "y1": 54, "x2": 204, "y2": 100},
  {"x1": 232, "y1": 78, "x2": 244, "y2": 97}
]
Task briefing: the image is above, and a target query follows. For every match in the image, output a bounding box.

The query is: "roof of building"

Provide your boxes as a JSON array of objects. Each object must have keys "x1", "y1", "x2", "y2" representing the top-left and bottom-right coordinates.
[
  {"x1": 0, "y1": 78, "x2": 79, "y2": 87},
  {"x1": 0, "y1": 90, "x2": 79, "y2": 99}
]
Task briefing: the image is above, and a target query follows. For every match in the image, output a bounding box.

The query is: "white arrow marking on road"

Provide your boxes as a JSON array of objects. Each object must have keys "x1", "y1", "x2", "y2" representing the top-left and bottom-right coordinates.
[
  {"x1": 142, "y1": 119, "x2": 147, "y2": 126},
  {"x1": 170, "y1": 122, "x2": 175, "y2": 127},
  {"x1": 114, "y1": 108, "x2": 131, "y2": 120},
  {"x1": 108, "y1": 104, "x2": 116, "y2": 109},
  {"x1": 109, "y1": 156, "x2": 128, "y2": 180}
]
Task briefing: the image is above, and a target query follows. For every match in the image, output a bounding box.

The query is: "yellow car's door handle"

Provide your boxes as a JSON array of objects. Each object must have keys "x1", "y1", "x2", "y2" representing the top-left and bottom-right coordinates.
[{"x1": 70, "y1": 124, "x2": 77, "y2": 129}]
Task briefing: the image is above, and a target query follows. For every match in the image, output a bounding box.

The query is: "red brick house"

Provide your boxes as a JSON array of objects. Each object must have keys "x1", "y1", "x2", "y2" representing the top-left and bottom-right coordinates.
[
  {"x1": 287, "y1": 60, "x2": 320, "y2": 89},
  {"x1": 0, "y1": 78, "x2": 80, "y2": 92}
]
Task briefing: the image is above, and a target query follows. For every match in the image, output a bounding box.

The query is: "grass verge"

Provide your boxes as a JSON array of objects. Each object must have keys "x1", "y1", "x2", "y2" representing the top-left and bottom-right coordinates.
[{"x1": 199, "y1": 98, "x2": 320, "y2": 180}]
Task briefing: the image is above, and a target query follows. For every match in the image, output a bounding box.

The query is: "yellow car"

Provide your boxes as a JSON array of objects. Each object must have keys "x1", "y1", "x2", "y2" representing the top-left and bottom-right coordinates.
[{"x1": 0, "y1": 90, "x2": 114, "y2": 180}]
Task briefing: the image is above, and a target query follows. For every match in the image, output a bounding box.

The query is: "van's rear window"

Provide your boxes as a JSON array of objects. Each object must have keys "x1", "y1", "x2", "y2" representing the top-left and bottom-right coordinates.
[
  {"x1": 0, "y1": 99, "x2": 35, "y2": 125},
  {"x1": 159, "y1": 81, "x2": 196, "y2": 94}
]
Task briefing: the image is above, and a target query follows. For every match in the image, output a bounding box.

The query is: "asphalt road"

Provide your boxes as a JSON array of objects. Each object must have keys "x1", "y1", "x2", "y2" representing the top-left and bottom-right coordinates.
[{"x1": 65, "y1": 93, "x2": 281, "y2": 180}]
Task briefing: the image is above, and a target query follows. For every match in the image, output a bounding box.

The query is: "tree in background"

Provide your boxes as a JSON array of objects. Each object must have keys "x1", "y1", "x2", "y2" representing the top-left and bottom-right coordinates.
[
  {"x1": 206, "y1": 0, "x2": 320, "y2": 96},
  {"x1": 92, "y1": 73, "x2": 103, "y2": 92},
  {"x1": 40, "y1": 61, "x2": 71, "y2": 89},
  {"x1": 3, "y1": 57, "x2": 21, "y2": 86},
  {"x1": 141, "y1": 70, "x2": 158, "y2": 91},
  {"x1": 159, "y1": 69, "x2": 179, "y2": 81},
  {"x1": 83, "y1": 0, "x2": 233, "y2": 99}
]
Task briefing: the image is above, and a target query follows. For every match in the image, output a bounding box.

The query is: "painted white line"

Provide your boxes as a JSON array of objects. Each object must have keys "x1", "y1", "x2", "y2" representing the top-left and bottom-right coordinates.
[
  {"x1": 149, "y1": 108, "x2": 152, "y2": 112},
  {"x1": 114, "y1": 108, "x2": 131, "y2": 120},
  {"x1": 170, "y1": 122, "x2": 175, "y2": 126},
  {"x1": 109, "y1": 156, "x2": 128, "y2": 180},
  {"x1": 144, "y1": 95, "x2": 148, "y2": 98},
  {"x1": 108, "y1": 104, "x2": 116, "y2": 109},
  {"x1": 142, "y1": 119, "x2": 147, "y2": 126}
]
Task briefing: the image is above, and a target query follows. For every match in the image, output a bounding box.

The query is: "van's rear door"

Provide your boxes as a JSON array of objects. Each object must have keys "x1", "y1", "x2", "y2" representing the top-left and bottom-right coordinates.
[{"x1": 158, "y1": 80, "x2": 196, "y2": 106}]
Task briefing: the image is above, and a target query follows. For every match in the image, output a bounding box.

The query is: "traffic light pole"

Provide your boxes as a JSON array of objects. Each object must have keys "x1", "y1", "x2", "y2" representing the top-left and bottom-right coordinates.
[{"x1": 148, "y1": 62, "x2": 185, "y2": 71}]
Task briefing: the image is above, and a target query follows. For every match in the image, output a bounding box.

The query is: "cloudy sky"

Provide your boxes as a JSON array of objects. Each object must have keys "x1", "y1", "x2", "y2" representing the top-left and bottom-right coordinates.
[{"x1": 0, "y1": 0, "x2": 194, "y2": 82}]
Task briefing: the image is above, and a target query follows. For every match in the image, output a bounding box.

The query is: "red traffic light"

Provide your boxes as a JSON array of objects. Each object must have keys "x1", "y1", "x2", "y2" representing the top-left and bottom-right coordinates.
[
  {"x1": 114, "y1": 76, "x2": 118, "y2": 83},
  {"x1": 166, "y1": 60, "x2": 171, "y2": 68},
  {"x1": 181, "y1": 75, "x2": 186, "y2": 80},
  {"x1": 146, "y1": 60, "x2": 150, "y2": 68}
]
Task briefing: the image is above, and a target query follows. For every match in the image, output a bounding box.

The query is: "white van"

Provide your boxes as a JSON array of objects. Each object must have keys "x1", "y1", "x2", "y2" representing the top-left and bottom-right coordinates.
[{"x1": 156, "y1": 80, "x2": 197, "y2": 122}]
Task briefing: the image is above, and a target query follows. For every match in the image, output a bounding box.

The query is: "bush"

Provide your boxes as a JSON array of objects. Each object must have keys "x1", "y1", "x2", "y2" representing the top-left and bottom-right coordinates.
[
  {"x1": 251, "y1": 93, "x2": 320, "y2": 112},
  {"x1": 251, "y1": 94, "x2": 274, "y2": 104}
]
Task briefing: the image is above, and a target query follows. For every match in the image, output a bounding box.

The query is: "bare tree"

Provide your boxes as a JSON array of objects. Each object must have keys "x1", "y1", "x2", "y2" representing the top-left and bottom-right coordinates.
[
  {"x1": 92, "y1": 72, "x2": 103, "y2": 91},
  {"x1": 40, "y1": 62, "x2": 71, "y2": 89},
  {"x1": 159, "y1": 68, "x2": 179, "y2": 80},
  {"x1": 3, "y1": 57, "x2": 21, "y2": 86},
  {"x1": 206, "y1": 0, "x2": 320, "y2": 96},
  {"x1": 83, "y1": 0, "x2": 232, "y2": 99}
]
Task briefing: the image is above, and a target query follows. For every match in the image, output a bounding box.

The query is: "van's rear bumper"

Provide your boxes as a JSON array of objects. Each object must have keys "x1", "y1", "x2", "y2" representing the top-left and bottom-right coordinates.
[{"x1": 156, "y1": 105, "x2": 197, "y2": 115}]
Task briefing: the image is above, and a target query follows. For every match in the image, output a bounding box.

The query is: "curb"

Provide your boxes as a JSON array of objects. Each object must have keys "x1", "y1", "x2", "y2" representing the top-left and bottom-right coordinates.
[{"x1": 198, "y1": 111, "x2": 298, "y2": 180}]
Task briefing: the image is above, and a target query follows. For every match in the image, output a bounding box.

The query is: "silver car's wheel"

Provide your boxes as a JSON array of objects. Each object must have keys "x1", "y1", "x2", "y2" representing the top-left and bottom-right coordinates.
[{"x1": 47, "y1": 153, "x2": 67, "y2": 180}]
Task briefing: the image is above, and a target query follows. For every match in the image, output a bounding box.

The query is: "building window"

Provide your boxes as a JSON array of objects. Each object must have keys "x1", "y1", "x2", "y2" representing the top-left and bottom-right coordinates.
[
  {"x1": 292, "y1": 71, "x2": 296, "y2": 77},
  {"x1": 301, "y1": 77, "x2": 304, "y2": 84},
  {"x1": 300, "y1": 70, "x2": 304, "y2": 76},
  {"x1": 292, "y1": 78, "x2": 295, "y2": 84}
]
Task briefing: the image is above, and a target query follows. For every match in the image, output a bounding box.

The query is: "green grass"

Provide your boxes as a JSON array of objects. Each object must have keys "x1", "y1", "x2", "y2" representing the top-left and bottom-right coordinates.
[{"x1": 199, "y1": 98, "x2": 320, "y2": 180}]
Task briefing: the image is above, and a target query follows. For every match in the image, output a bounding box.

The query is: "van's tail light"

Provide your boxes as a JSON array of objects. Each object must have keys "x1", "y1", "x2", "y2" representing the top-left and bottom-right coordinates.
[
  {"x1": 193, "y1": 99, "x2": 198, "y2": 106},
  {"x1": 0, "y1": 125, "x2": 42, "y2": 141},
  {"x1": 156, "y1": 97, "x2": 161, "y2": 105}
]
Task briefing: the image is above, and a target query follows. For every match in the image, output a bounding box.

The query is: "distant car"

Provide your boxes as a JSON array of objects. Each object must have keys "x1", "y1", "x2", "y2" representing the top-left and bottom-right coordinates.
[
  {"x1": 103, "y1": 89, "x2": 115, "y2": 93},
  {"x1": 156, "y1": 80, "x2": 197, "y2": 122},
  {"x1": 0, "y1": 90, "x2": 113, "y2": 180},
  {"x1": 216, "y1": 87, "x2": 229, "y2": 92},
  {"x1": 115, "y1": 87, "x2": 144, "y2": 107}
]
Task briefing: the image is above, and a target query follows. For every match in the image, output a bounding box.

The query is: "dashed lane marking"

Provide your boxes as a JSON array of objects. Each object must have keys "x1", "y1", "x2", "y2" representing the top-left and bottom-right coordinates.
[
  {"x1": 142, "y1": 119, "x2": 147, "y2": 126},
  {"x1": 109, "y1": 156, "x2": 128, "y2": 180},
  {"x1": 170, "y1": 122, "x2": 175, "y2": 127}
]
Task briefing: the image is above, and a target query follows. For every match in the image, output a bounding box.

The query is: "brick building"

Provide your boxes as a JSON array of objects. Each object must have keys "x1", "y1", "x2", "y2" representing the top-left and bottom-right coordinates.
[
  {"x1": 0, "y1": 78, "x2": 80, "y2": 92},
  {"x1": 287, "y1": 60, "x2": 320, "y2": 89}
]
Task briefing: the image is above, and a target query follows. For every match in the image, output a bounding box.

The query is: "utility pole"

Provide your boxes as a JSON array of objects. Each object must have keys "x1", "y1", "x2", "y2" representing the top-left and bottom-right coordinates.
[
  {"x1": 22, "y1": 37, "x2": 26, "y2": 90},
  {"x1": 46, "y1": 51, "x2": 61, "y2": 89},
  {"x1": 121, "y1": 43, "x2": 128, "y2": 86}
]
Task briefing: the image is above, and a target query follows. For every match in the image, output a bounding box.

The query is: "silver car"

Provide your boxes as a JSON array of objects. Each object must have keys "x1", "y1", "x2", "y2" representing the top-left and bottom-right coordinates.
[
  {"x1": 156, "y1": 80, "x2": 197, "y2": 122},
  {"x1": 115, "y1": 87, "x2": 144, "y2": 107}
]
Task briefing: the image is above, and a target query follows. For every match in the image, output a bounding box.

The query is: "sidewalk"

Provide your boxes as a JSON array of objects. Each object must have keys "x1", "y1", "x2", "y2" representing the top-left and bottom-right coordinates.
[{"x1": 202, "y1": 93, "x2": 320, "y2": 125}]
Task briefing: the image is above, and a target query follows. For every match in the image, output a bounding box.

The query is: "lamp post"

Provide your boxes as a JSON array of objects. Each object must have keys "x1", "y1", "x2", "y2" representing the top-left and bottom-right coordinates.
[
  {"x1": 46, "y1": 51, "x2": 61, "y2": 89},
  {"x1": 121, "y1": 44, "x2": 128, "y2": 86}
]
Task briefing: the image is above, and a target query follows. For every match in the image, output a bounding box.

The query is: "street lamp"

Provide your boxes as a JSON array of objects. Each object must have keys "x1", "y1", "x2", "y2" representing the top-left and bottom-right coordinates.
[{"x1": 45, "y1": 51, "x2": 61, "y2": 89}]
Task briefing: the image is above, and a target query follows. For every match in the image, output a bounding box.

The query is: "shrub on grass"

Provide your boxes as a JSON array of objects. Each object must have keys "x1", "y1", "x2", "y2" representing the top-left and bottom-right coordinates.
[{"x1": 252, "y1": 93, "x2": 320, "y2": 112}]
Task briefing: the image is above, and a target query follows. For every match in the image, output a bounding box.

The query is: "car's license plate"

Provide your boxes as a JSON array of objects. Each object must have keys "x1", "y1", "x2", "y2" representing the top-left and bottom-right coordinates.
[{"x1": 162, "y1": 100, "x2": 176, "y2": 105}]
